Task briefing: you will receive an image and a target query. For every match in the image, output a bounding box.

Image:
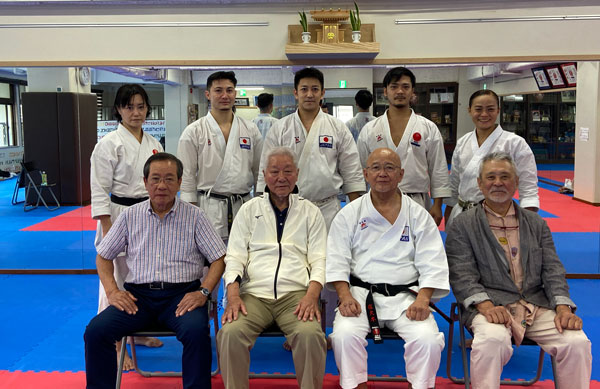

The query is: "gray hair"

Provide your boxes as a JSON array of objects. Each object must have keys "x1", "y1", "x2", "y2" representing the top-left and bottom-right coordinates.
[
  {"x1": 265, "y1": 146, "x2": 298, "y2": 167},
  {"x1": 479, "y1": 151, "x2": 517, "y2": 178}
]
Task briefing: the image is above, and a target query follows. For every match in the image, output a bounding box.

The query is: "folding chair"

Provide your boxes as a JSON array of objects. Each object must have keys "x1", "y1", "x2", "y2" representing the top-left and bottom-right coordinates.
[
  {"x1": 446, "y1": 302, "x2": 559, "y2": 389},
  {"x1": 365, "y1": 300, "x2": 453, "y2": 383},
  {"x1": 11, "y1": 166, "x2": 27, "y2": 205},
  {"x1": 115, "y1": 300, "x2": 220, "y2": 389},
  {"x1": 18, "y1": 161, "x2": 60, "y2": 211},
  {"x1": 246, "y1": 300, "x2": 327, "y2": 380}
]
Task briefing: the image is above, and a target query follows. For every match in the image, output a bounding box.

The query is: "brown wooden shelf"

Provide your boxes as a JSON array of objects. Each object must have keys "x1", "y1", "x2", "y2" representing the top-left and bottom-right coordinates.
[{"x1": 285, "y1": 23, "x2": 379, "y2": 60}]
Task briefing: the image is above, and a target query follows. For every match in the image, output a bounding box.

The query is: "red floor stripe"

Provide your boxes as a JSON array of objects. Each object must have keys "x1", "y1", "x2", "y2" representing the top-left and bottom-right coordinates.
[
  {"x1": 538, "y1": 170, "x2": 574, "y2": 184},
  {"x1": 1, "y1": 371, "x2": 592, "y2": 389},
  {"x1": 21, "y1": 205, "x2": 96, "y2": 232}
]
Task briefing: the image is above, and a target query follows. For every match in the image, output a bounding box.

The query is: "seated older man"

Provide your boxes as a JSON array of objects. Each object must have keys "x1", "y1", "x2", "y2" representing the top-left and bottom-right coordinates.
[
  {"x1": 217, "y1": 146, "x2": 328, "y2": 389},
  {"x1": 327, "y1": 147, "x2": 449, "y2": 389},
  {"x1": 84, "y1": 152, "x2": 226, "y2": 389},
  {"x1": 445, "y1": 151, "x2": 592, "y2": 389}
]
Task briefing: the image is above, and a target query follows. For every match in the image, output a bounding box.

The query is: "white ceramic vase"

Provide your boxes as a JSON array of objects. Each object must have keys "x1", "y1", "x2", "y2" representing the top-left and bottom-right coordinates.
[
  {"x1": 352, "y1": 31, "x2": 361, "y2": 43},
  {"x1": 301, "y1": 32, "x2": 311, "y2": 44}
]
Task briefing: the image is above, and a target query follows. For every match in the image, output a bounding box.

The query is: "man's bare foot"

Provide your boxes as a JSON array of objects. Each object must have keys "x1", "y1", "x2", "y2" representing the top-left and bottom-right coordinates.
[
  {"x1": 133, "y1": 336, "x2": 163, "y2": 347},
  {"x1": 116, "y1": 340, "x2": 135, "y2": 371}
]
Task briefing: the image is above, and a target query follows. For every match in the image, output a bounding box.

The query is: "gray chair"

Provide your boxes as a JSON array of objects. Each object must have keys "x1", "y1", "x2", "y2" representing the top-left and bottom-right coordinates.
[
  {"x1": 16, "y1": 161, "x2": 60, "y2": 211},
  {"x1": 115, "y1": 300, "x2": 220, "y2": 388},
  {"x1": 446, "y1": 301, "x2": 559, "y2": 388}
]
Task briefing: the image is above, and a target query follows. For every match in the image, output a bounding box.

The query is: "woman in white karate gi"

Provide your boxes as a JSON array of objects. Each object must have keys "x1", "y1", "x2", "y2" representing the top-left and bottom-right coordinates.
[
  {"x1": 90, "y1": 84, "x2": 164, "y2": 369},
  {"x1": 444, "y1": 89, "x2": 539, "y2": 226}
]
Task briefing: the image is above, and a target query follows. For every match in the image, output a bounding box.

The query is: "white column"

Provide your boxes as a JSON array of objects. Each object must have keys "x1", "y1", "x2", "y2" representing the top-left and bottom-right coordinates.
[
  {"x1": 573, "y1": 62, "x2": 600, "y2": 205},
  {"x1": 164, "y1": 70, "x2": 191, "y2": 154}
]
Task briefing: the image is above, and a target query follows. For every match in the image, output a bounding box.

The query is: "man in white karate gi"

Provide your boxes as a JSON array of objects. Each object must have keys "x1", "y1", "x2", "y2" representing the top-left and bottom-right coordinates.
[
  {"x1": 345, "y1": 89, "x2": 375, "y2": 142},
  {"x1": 327, "y1": 147, "x2": 449, "y2": 389},
  {"x1": 258, "y1": 67, "x2": 366, "y2": 326},
  {"x1": 178, "y1": 71, "x2": 263, "y2": 241},
  {"x1": 357, "y1": 67, "x2": 450, "y2": 225},
  {"x1": 253, "y1": 92, "x2": 278, "y2": 139}
]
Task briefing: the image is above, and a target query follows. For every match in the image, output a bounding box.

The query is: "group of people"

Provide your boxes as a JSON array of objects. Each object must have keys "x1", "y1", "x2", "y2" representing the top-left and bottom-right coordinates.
[{"x1": 83, "y1": 66, "x2": 592, "y2": 389}]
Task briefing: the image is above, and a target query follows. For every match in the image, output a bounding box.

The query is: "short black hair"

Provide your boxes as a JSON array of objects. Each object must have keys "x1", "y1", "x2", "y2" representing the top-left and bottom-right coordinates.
[
  {"x1": 382, "y1": 67, "x2": 416, "y2": 88},
  {"x1": 207, "y1": 71, "x2": 237, "y2": 90},
  {"x1": 143, "y1": 152, "x2": 184, "y2": 180},
  {"x1": 256, "y1": 93, "x2": 274, "y2": 109},
  {"x1": 294, "y1": 67, "x2": 324, "y2": 90},
  {"x1": 469, "y1": 89, "x2": 500, "y2": 108},
  {"x1": 355, "y1": 90, "x2": 373, "y2": 110},
  {"x1": 112, "y1": 84, "x2": 151, "y2": 122}
]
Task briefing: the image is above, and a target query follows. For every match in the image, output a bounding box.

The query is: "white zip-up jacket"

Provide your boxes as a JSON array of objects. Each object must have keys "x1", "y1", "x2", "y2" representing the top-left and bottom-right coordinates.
[{"x1": 223, "y1": 191, "x2": 327, "y2": 300}]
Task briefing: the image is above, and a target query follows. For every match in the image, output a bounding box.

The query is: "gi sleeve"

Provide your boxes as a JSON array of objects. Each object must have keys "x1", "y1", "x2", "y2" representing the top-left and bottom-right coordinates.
[
  {"x1": 306, "y1": 204, "x2": 327, "y2": 287},
  {"x1": 90, "y1": 138, "x2": 118, "y2": 219},
  {"x1": 97, "y1": 210, "x2": 129, "y2": 260},
  {"x1": 513, "y1": 138, "x2": 540, "y2": 209},
  {"x1": 177, "y1": 124, "x2": 200, "y2": 203},
  {"x1": 444, "y1": 138, "x2": 463, "y2": 207},
  {"x1": 336, "y1": 122, "x2": 367, "y2": 194},
  {"x1": 250, "y1": 122, "x2": 264, "y2": 193},
  {"x1": 223, "y1": 203, "x2": 252, "y2": 287},
  {"x1": 410, "y1": 205, "x2": 450, "y2": 300},
  {"x1": 356, "y1": 123, "x2": 371, "y2": 169},
  {"x1": 445, "y1": 214, "x2": 492, "y2": 309},
  {"x1": 256, "y1": 121, "x2": 281, "y2": 193},
  {"x1": 325, "y1": 207, "x2": 355, "y2": 290},
  {"x1": 426, "y1": 123, "x2": 451, "y2": 199}
]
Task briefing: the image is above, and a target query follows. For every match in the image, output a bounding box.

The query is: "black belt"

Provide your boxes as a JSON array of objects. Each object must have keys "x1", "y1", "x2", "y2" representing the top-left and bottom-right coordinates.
[
  {"x1": 350, "y1": 274, "x2": 418, "y2": 344},
  {"x1": 111, "y1": 194, "x2": 148, "y2": 207},
  {"x1": 132, "y1": 280, "x2": 197, "y2": 290},
  {"x1": 198, "y1": 190, "x2": 250, "y2": 233}
]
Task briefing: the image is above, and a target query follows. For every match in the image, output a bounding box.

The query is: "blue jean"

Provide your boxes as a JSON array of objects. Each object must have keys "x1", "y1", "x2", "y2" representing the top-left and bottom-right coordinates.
[{"x1": 84, "y1": 280, "x2": 211, "y2": 388}]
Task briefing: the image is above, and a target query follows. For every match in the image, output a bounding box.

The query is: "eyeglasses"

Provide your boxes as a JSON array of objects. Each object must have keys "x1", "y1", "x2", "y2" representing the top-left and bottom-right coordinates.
[
  {"x1": 148, "y1": 176, "x2": 178, "y2": 185},
  {"x1": 365, "y1": 164, "x2": 400, "y2": 173}
]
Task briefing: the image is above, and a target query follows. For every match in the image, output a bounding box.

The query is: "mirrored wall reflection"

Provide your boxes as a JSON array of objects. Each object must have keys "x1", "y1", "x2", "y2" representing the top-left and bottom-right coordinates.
[{"x1": 0, "y1": 62, "x2": 595, "y2": 273}]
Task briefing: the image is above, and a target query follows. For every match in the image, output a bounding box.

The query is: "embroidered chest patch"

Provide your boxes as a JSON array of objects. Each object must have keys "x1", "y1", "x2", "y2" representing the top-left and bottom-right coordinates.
[
  {"x1": 359, "y1": 219, "x2": 368, "y2": 230},
  {"x1": 400, "y1": 226, "x2": 410, "y2": 242},
  {"x1": 239, "y1": 137, "x2": 251, "y2": 150},
  {"x1": 319, "y1": 135, "x2": 333, "y2": 148},
  {"x1": 207, "y1": 139, "x2": 212, "y2": 146},
  {"x1": 376, "y1": 134, "x2": 383, "y2": 142}
]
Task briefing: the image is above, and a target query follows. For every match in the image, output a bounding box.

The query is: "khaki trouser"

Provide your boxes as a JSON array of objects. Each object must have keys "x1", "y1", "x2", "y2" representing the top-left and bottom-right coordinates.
[
  {"x1": 217, "y1": 290, "x2": 326, "y2": 389},
  {"x1": 470, "y1": 309, "x2": 592, "y2": 389}
]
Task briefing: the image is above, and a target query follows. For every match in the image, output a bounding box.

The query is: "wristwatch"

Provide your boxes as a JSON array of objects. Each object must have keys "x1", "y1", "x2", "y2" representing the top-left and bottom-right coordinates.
[{"x1": 199, "y1": 287, "x2": 211, "y2": 297}]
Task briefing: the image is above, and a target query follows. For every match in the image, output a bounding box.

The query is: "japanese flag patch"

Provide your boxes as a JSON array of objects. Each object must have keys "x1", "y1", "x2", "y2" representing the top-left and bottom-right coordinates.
[
  {"x1": 239, "y1": 137, "x2": 251, "y2": 150},
  {"x1": 319, "y1": 135, "x2": 333, "y2": 148},
  {"x1": 400, "y1": 226, "x2": 410, "y2": 242}
]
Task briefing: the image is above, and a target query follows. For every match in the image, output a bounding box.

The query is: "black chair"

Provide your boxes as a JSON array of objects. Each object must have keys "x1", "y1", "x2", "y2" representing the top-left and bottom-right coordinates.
[
  {"x1": 364, "y1": 300, "x2": 453, "y2": 383},
  {"x1": 115, "y1": 300, "x2": 220, "y2": 389},
  {"x1": 446, "y1": 302, "x2": 559, "y2": 388},
  {"x1": 14, "y1": 161, "x2": 60, "y2": 211}
]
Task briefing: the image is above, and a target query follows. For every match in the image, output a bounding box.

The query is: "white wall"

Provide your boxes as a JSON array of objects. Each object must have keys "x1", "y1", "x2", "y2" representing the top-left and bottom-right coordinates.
[{"x1": 2, "y1": 4, "x2": 600, "y2": 64}]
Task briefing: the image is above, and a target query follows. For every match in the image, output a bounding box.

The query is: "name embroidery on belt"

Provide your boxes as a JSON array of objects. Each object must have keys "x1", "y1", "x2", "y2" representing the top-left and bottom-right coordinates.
[
  {"x1": 239, "y1": 137, "x2": 251, "y2": 150},
  {"x1": 319, "y1": 135, "x2": 333, "y2": 148},
  {"x1": 400, "y1": 226, "x2": 410, "y2": 242}
]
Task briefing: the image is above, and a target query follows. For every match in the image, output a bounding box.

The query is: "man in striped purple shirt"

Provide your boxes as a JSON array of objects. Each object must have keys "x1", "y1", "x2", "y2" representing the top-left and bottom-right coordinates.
[{"x1": 84, "y1": 152, "x2": 226, "y2": 389}]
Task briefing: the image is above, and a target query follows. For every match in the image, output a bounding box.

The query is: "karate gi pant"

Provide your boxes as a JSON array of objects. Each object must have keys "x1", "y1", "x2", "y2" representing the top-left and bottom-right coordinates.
[
  {"x1": 330, "y1": 308, "x2": 444, "y2": 389},
  {"x1": 315, "y1": 196, "x2": 342, "y2": 327},
  {"x1": 470, "y1": 309, "x2": 592, "y2": 389},
  {"x1": 217, "y1": 290, "x2": 326, "y2": 389},
  {"x1": 95, "y1": 202, "x2": 129, "y2": 313},
  {"x1": 84, "y1": 281, "x2": 212, "y2": 389}
]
